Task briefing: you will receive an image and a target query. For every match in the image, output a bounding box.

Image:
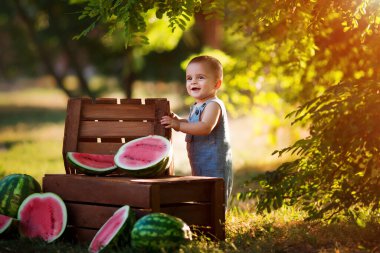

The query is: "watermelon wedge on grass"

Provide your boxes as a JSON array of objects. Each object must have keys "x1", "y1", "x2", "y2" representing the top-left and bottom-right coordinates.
[
  {"x1": 114, "y1": 135, "x2": 172, "y2": 178},
  {"x1": 89, "y1": 205, "x2": 135, "y2": 253},
  {"x1": 18, "y1": 192, "x2": 67, "y2": 243},
  {"x1": 67, "y1": 152, "x2": 117, "y2": 175},
  {"x1": 0, "y1": 214, "x2": 17, "y2": 237}
]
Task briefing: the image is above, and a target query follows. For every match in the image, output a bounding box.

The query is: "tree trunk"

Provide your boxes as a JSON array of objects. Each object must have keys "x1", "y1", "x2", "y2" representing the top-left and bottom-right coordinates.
[
  {"x1": 195, "y1": 13, "x2": 223, "y2": 49},
  {"x1": 124, "y1": 71, "x2": 136, "y2": 98},
  {"x1": 122, "y1": 50, "x2": 137, "y2": 98},
  {"x1": 45, "y1": 4, "x2": 95, "y2": 98},
  {"x1": 13, "y1": 0, "x2": 75, "y2": 97}
]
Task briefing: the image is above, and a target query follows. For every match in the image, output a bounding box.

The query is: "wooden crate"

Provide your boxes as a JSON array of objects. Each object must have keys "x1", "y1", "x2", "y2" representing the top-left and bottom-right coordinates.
[
  {"x1": 42, "y1": 97, "x2": 225, "y2": 242},
  {"x1": 62, "y1": 97, "x2": 173, "y2": 175},
  {"x1": 43, "y1": 175, "x2": 225, "y2": 242}
]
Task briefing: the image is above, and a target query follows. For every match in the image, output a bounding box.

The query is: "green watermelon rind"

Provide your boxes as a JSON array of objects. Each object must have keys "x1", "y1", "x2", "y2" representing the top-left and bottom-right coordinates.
[
  {"x1": 131, "y1": 213, "x2": 192, "y2": 253},
  {"x1": 89, "y1": 205, "x2": 135, "y2": 253},
  {"x1": 0, "y1": 174, "x2": 41, "y2": 218},
  {"x1": 0, "y1": 214, "x2": 13, "y2": 234},
  {"x1": 67, "y1": 152, "x2": 118, "y2": 175},
  {"x1": 114, "y1": 135, "x2": 172, "y2": 178},
  {"x1": 118, "y1": 155, "x2": 171, "y2": 178},
  {"x1": 17, "y1": 192, "x2": 67, "y2": 243}
]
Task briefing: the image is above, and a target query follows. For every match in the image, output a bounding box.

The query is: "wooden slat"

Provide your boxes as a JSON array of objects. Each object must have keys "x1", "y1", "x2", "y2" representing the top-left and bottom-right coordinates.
[
  {"x1": 63, "y1": 98, "x2": 89, "y2": 174},
  {"x1": 43, "y1": 175, "x2": 153, "y2": 208},
  {"x1": 120, "y1": 98, "x2": 142, "y2": 104},
  {"x1": 161, "y1": 203, "x2": 211, "y2": 226},
  {"x1": 211, "y1": 179, "x2": 225, "y2": 240},
  {"x1": 145, "y1": 99, "x2": 170, "y2": 138},
  {"x1": 79, "y1": 121, "x2": 154, "y2": 138},
  {"x1": 66, "y1": 202, "x2": 210, "y2": 231},
  {"x1": 81, "y1": 104, "x2": 155, "y2": 120},
  {"x1": 94, "y1": 98, "x2": 117, "y2": 104},
  {"x1": 66, "y1": 203, "x2": 151, "y2": 229},
  {"x1": 77, "y1": 142, "x2": 124, "y2": 154},
  {"x1": 66, "y1": 203, "x2": 118, "y2": 229},
  {"x1": 159, "y1": 181, "x2": 213, "y2": 204}
]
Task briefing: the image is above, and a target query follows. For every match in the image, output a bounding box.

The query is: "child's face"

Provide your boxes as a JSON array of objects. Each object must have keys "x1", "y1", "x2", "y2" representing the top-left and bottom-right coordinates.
[{"x1": 186, "y1": 62, "x2": 221, "y2": 103}]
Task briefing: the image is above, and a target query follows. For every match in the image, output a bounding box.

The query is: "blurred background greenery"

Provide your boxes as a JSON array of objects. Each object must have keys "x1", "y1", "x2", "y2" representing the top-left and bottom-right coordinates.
[{"x1": 0, "y1": 0, "x2": 379, "y2": 223}]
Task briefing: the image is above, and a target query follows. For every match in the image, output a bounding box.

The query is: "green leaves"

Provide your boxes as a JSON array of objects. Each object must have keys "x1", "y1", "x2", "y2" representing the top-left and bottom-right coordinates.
[
  {"x1": 72, "y1": 0, "x2": 206, "y2": 46},
  {"x1": 247, "y1": 80, "x2": 380, "y2": 222}
]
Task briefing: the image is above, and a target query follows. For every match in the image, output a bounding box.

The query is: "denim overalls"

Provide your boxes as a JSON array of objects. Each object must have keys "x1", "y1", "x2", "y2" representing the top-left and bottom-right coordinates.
[{"x1": 185, "y1": 98, "x2": 233, "y2": 204}]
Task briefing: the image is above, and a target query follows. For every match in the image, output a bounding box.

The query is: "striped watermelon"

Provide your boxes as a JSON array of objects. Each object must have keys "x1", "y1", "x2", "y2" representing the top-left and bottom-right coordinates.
[
  {"x1": 0, "y1": 174, "x2": 41, "y2": 218},
  {"x1": 18, "y1": 192, "x2": 67, "y2": 243},
  {"x1": 131, "y1": 213, "x2": 192, "y2": 253},
  {"x1": 89, "y1": 205, "x2": 135, "y2": 253},
  {"x1": 67, "y1": 152, "x2": 117, "y2": 175},
  {"x1": 114, "y1": 135, "x2": 172, "y2": 178}
]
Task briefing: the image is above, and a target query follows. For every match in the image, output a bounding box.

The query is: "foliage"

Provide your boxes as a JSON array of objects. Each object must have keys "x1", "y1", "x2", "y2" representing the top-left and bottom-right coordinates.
[
  {"x1": 245, "y1": 80, "x2": 380, "y2": 223},
  {"x1": 223, "y1": 0, "x2": 380, "y2": 104},
  {"x1": 71, "y1": 0, "x2": 224, "y2": 46},
  {"x1": 0, "y1": 1, "x2": 195, "y2": 98}
]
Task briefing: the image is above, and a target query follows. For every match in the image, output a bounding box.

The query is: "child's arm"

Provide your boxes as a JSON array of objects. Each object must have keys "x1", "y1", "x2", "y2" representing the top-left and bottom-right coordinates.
[{"x1": 161, "y1": 102, "x2": 221, "y2": 135}]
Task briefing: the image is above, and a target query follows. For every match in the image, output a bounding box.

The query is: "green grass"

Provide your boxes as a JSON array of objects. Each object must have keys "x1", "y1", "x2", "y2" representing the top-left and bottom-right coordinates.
[{"x1": 1, "y1": 86, "x2": 380, "y2": 252}]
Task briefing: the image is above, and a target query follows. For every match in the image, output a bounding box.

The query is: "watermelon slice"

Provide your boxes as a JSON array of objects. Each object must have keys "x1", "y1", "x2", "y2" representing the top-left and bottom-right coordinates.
[
  {"x1": 114, "y1": 135, "x2": 172, "y2": 178},
  {"x1": 17, "y1": 192, "x2": 67, "y2": 243},
  {"x1": 0, "y1": 214, "x2": 14, "y2": 235},
  {"x1": 89, "y1": 205, "x2": 135, "y2": 253},
  {"x1": 67, "y1": 152, "x2": 117, "y2": 175}
]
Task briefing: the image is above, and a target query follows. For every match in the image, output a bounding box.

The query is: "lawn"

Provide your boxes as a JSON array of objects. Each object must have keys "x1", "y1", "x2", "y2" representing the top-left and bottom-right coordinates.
[{"x1": 0, "y1": 84, "x2": 379, "y2": 252}]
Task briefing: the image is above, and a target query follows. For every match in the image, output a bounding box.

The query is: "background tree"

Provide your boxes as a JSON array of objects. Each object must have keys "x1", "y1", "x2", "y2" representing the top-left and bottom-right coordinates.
[
  {"x1": 73, "y1": 0, "x2": 380, "y2": 222},
  {"x1": 0, "y1": 0, "x2": 197, "y2": 98}
]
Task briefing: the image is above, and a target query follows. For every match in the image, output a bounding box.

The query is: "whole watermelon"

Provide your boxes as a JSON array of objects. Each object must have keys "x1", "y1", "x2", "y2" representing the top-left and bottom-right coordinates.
[
  {"x1": 131, "y1": 213, "x2": 192, "y2": 253},
  {"x1": 0, "y1": 174, "x2": 41, "y2": 217}
]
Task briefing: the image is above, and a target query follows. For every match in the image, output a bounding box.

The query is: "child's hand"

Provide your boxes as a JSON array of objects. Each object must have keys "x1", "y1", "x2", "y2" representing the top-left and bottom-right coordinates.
[{"x1": 161, "y1": 114, "x2": 180, "y2": 131}]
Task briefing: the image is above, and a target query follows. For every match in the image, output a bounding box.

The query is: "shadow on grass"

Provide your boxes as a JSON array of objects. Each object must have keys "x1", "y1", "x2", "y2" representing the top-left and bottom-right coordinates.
[
  {"x1": 231, "y1": 219, "x2": 380, "y2": 253},
  {"x1": 0, "y1": 106, "x2": 66, "y2": 128}
]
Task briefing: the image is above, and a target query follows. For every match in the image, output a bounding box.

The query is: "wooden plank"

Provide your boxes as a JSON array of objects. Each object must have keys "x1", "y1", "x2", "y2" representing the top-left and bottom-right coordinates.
[
  {"x1": 66, "y1": 203, "x2": 118, "y2": 229},
  {"x1": 62, "y1": 98, "x2": 88, "y2": 174},
  {"x1": 145, "y1": 99, "x2": 170, "y2": 138},
  {"x1": 81, "y1": 104, "x2": 155, "y2": 120},
  {"x1": 120, "y1": 98, "x2": 142, "y2": 104},
  {"x1": 79, "y1": 121, "x2": 154, "y2": 138},
  {"x1": 159, "y1": 181, "x2": 213, "y2": 204},
  {"x1": 128, "y1": 176, "x2": 218, "y2": 183},
  {"x1": 43, "y1": 175, "x2": 153, "y2": 208},
  {"x1": 150, "y1": 184, "x2": 161, "y2": 212},
  {"x1": 210, "y1": 179, "x2": 225, "y2": 241},
  {"x1": 161, "y1": 203, "x2": 211, "y2": 226},
  {"x1": 77, "y1": 142, "x2": 124, "y2": 154},
  {"x1": 66, "y1": 202, "x2": 210, "y2": 232},
  {"x1": 95, "y1": 98, "x2": 117, "y2": 104},
  {"x1": 66, "y1": 203, "x2": 151, "y2": 229}
]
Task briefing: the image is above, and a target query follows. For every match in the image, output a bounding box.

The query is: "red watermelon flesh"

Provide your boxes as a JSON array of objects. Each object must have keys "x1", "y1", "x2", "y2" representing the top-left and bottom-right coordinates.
[
  {"x1": 67, "y1": 152, "x2": 117, "y2": 175},
  {"x1": 18, "y1": 192, "x2": 67, "y2": 243},
  {"x1": 120, "y1": 137, "x2": 168, "y2": 167},
  {"x1": 114, "y1": 135, "x2": 172, "y2": 178},
  {"x1": 89, "y1": 205, "x2": 135, "y2": 253},
  {"x1": 0, "y1": 214, "x2": 13, "y2": 234}
]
